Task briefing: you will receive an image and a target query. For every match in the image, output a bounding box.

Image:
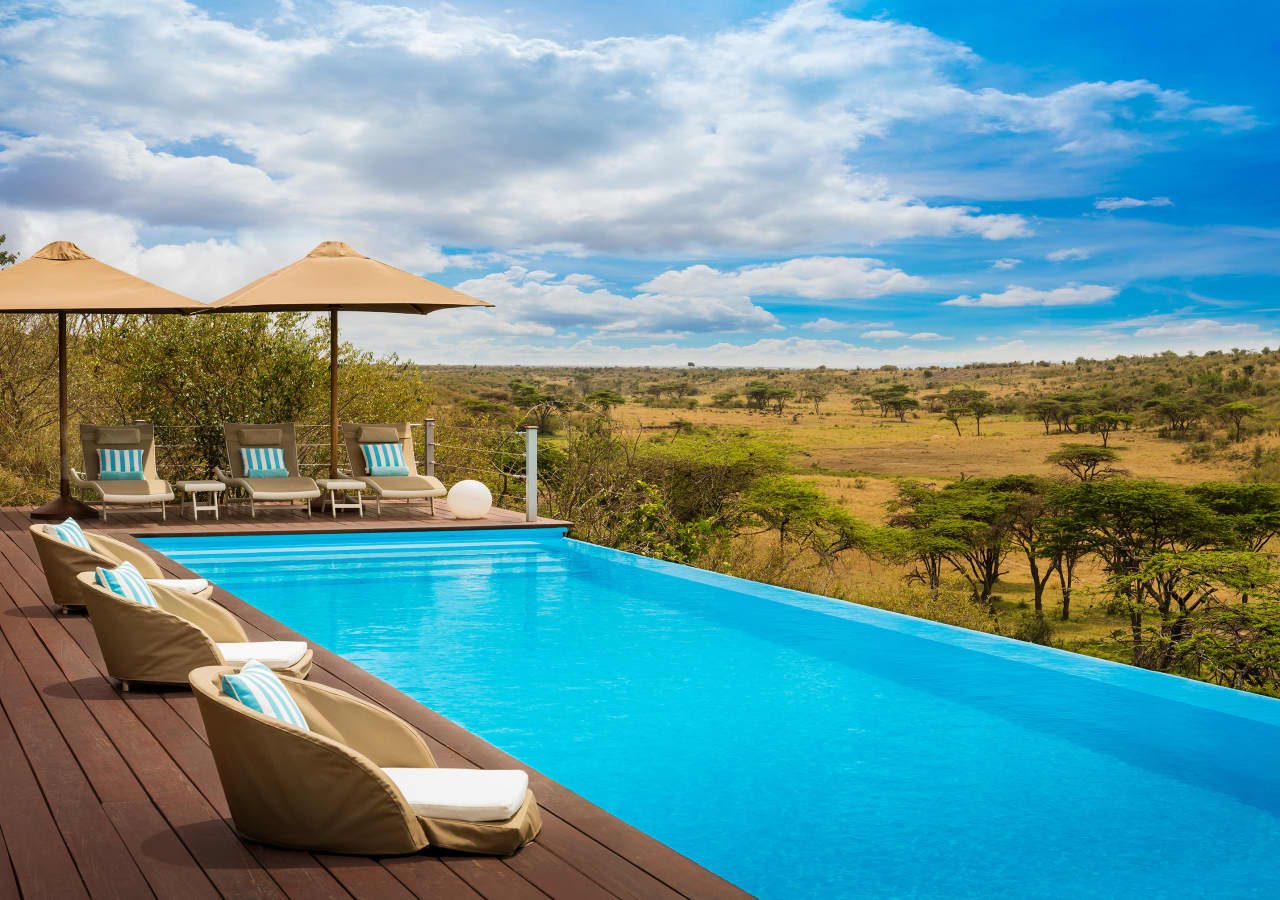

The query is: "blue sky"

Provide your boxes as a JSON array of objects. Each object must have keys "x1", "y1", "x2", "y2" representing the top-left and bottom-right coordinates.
[{"x1": 1, "y1": 0, "x2": 1277, "y2": 366}]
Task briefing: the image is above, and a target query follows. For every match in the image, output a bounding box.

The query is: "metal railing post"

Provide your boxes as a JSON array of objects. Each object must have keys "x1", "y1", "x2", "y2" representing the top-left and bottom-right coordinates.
[
  {"x1": 423, "y1": 419, "x2": 436, "y2": 477},
  {"x1": 524, "y1": 426, "x2": 538, "y2": 522}
]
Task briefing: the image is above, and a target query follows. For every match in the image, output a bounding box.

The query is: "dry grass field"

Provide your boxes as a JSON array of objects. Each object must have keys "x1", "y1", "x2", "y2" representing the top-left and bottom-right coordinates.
[
  {"x1": 429, "y1": 354, "x2": 1280, "y2": 660},
  {"x1": 610, "y1": 389, "x2": 1271, "y2": 654}
]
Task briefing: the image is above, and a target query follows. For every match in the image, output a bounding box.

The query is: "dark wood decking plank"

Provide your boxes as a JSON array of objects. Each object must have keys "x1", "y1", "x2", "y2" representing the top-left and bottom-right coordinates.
[
  {"x1": 0, "y1": 696, "x2": 89, "y2": 899},
  {"x1": 378, "y1": 856, "x2": 485, "y2": 899},
  {"x1": 440, "y1": 857, "x2": 550, "y2": 900},
  {"x1": 313, "y1": 855, "x2": 418, "y2": 900},
  {"x1": 502, "y1": 843, "x2": 617, "y2": 900},
  {"x1": 0, "y1": 629, "x2": 154, "y2": 900},
  {"x1": 0, "y1": 824, "x2": 18, "y2": 900}
]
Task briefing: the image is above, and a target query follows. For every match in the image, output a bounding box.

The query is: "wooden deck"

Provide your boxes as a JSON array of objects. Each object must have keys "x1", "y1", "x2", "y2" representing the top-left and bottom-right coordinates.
[{"x1": 0, "y1": 503, "x2": 750, "y2": 899}]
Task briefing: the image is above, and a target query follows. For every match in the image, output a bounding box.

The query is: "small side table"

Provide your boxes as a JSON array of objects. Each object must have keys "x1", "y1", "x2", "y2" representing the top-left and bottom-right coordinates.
[
  {"x1": 317, "y1": 478, "x2": 365, "y2": 518},
  {"x1": 177, "y1": 480, "x2": 225, "y2": 521}
]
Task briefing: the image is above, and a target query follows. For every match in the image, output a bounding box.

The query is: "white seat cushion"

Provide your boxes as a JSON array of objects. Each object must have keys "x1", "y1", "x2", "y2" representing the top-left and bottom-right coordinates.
[
  {"x1": 382, "y1": 768, "x2": 528, "y2": 822},
  {"x1": 146, "y1": 577, "x2": 209, "y2": 594},
  {"x1": 216, "y1": 641, "x2": 308, "y2": 669}
]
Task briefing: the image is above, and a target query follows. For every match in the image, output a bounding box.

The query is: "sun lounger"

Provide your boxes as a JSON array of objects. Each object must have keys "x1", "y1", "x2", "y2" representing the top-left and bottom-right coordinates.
[
  {"x1": 76, "y1": 570, "x2": 313, "y2": 689},
  {"x1": 190, "y1": 663, "x2": 541, "y2": 855},
  {"x1": 341, "y1": 422, "x2": 446, "y2": 516},
  {"x1": 30, "y1": 519, "x2": 213, "y2": 612},
  {"x1": 70, "y1": 423, "x2": 174, "y2": 520},
  {"x1": 215, "y1": 423, "x2": 321, "y2": 517}
]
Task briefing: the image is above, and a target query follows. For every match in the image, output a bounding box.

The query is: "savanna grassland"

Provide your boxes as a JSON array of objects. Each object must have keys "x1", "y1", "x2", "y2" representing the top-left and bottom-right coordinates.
[{"x1": 425, "y1": 351, "x2": 1280, "y2": 680}]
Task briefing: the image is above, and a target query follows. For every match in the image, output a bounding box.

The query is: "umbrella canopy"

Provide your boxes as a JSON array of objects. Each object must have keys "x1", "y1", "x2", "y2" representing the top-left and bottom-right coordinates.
[
  {"x1": 209, "y1": 241, "x2": 493, "y2": 477},
  {"x1": 0, "y1": 241, "x2": 202, "y2": 313},
  {"x1": 0, "y1": 241, "x2": 206, "y2": 519},
  {"x1": 213, "y1": 241, "x2": 493, "y2": 314}
]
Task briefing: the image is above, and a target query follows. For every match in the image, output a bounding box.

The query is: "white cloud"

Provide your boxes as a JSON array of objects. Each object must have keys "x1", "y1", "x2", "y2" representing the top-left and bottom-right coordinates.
[
  {"x1": 0, "y1": 1, "x2": 1248, "y2": 262},
  {"x1": 942, "y1": 283, "x2": 1118, "y2": 308},
  {"x1": 637, "y1": 257, "x2": 925, "y2": 301},
  {"x1": 801, "y1": 317, "x2": 847, "y2": 332},
  {"x1": 909, "y1": 332, "x2": 950, "y2": 341},
  {"x1": 990, "y1": 258, "x2": 1021, "y2": 270},
  {"x1": 453, "y1": 266, "x2": 778, "y2": 338},
  {"x1": 1095, "y1": 196, "x2": 1174, "y2": 211},
  {"x1": 1132, "y1": 318, "x2": 1273, "y2": 340},
  {"x1": 861, "y1": 329, "x2": 908, "y2": 339},
  {"x1": 1047, "y1": 247, "x2": 1091, "y2": 261}
]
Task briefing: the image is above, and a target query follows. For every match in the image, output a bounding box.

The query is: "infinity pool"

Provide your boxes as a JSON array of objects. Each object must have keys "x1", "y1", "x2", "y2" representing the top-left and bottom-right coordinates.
[{"x1": 145, "y1": 528, "x2": 1280, "y2": 898}]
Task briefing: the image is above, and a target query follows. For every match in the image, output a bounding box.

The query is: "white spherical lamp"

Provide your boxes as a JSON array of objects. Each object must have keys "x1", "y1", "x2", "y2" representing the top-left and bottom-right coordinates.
[{"x1": 447, "y1": 479, "x2": 493, "y2": 519}]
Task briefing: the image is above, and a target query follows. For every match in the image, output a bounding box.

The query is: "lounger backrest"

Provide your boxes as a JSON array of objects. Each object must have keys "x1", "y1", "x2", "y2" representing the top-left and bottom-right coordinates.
[
  {"x1": 188, "y1": 665, "x2": 429, "y2": 856},
  {"x1": 223, "y1": 423, "x2": 302, "y2": 479},
  {"x1": 80, "y1": 423, "x2": 160, "y2": 481},
  {"x1": 340, "y1": 422, "x2": 417, "y2": 479},
  {"x1": 75, "y1": 572, "x2": 223, "y2": 684}
]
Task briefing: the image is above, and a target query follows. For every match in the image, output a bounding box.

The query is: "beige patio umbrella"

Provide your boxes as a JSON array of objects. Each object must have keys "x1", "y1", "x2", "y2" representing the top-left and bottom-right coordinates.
[
  {"x1": 210, "y1": 241, "x2": 492, "y2": 477},
  {"x1": 0, "y1": 241, "x2": 206, "y2": 519}
]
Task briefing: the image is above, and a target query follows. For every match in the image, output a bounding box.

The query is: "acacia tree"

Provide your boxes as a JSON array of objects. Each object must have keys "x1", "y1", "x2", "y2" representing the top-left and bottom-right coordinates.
[
  {"x1": 1178, "y1": 600, "x2": 1280, "y2": 692},
  {"x1": 799, "y1": 383, "x2": 829, "y2": 415},
  {"x1": 1109, "y1": 550, "x2": 1277, "y2": 671},
  {"x1": 1075, "y1": 411, "x2": 1131, "y2": 447},
  {"x1": 993, "y1": 476, "x2": 1059, "y2": 615},
  {"x1": 889, "y1": 479, "x2": 1015, "y2": 605},
  {"x1": 584, "y1": 389, "x2": 625, "y2": 416},
  {"x1": 1039, "y1": 486, "x2": 1092, "y2": 621},
  {"x1": 940, "y1": 407, "x2": 966, "y2": 436},
  {"x1": 1028, "y1": 399, "x2": 1061, "y2": 435},
  {"x1": 1046, "y1": 444, "x2": 1123, "y2": 482},
  {"x1": 1219, "y1": 401, "x2": 1261, "y2": 442},
  {"x1": 742, "y1": 477, "x2": 838, "y2": 553},
  {"x1": 1067, "y1": 481, "x2": 1221, "y2": 665}
]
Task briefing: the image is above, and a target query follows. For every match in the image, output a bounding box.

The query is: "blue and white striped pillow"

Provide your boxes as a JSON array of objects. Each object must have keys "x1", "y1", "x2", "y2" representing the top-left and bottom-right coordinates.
[
  {"x1": 94, "y1": 561, "x2": 158, "y2": 607},
  {"x1": 97, "y1": 448, "x2": 144, "y2": 481},
  {"x1": 240, "y1": 446, "x2": 288, "y2": 478},
  {"x1": 360, "y1": 441, "x2": 410, "y2": 477},
  {"x1": 50, "y1": 517, "x2": 93, "y2": 551},
  {"x1": 221, "y1": 660, "x2": 310, "y2": 730}
]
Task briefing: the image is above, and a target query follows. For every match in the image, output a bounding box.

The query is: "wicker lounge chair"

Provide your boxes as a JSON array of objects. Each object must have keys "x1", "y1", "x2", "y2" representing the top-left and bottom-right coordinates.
[
  {"x1": 216, "y1": 423, "x2": 321, "y2": 517},
  {"x1": 190, "y1": 664, "x2": 542, "y2": 856},
  {"x1": 75, "y1": 572, "x2": 313, "y2": 690},
  {"x1": 71, "y1": 423, "x2": 174, "y2": 520},
  {"x1": 341, "y1": 422, "x2": 446, "y2": 516},
  {"x1": 29, "y1": 522, "x2": 213, "y2": 613}
]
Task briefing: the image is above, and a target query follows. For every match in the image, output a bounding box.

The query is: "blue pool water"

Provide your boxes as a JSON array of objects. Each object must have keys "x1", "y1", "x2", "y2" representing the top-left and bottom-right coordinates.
[{"x1": 145, "y1": 528, "x2": 1280, "y2": 898}]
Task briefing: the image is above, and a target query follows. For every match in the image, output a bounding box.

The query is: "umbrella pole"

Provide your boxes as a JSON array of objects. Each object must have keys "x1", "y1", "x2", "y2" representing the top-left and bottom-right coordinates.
[
  {"x1": 329, "y1": 308, "x2": 339, "y2": 479},
  {"x1": 32, "y1": 312, "x2": 98, "y2": 520}
]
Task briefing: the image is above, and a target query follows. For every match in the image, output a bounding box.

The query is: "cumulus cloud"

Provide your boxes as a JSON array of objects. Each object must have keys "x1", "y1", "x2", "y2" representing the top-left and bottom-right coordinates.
[
  {"x1": 990, "y1": 258, "x2": 1021, "y2": 270},
  {"x1": 909, "y1": 332, "x2": 950, "y2": 341},
  {"x1": 1132, "y1": 318, "x2": 1273, "y2": 340},
  {"x1": 861, "y1": 329, "x2": 908, "y2": 339},
  {"x1": 942, "y1": 283, "x2": 1118, "y2": 308},
  {"x1": 1095, "y1": 196, "x2": 1174, "y2": 211},
  {"x1": 0, "y1": 1, "x2": 1249, "y2": 262},
  {"x1": 453, "y1": 266, "x2": 779, "y2": 338},
  {"x1": 801, "y1": 317, "x2": 847, "y2": 332},
  {"x1": 1047, "y1": 247, "x2": 1091, "y2": 261},
  {"x1": 637, "y1": 257, "x2": 925, "y2": 301}
]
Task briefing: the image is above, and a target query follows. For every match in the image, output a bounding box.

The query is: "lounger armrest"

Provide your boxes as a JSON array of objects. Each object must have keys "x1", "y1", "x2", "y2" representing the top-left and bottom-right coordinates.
[
  {"x1": 287, "y1": 679, "x2": 437, "y2": 769},
  {"x1": 70, "y1": 468, "x2": 101, "y2": 495},
  {"x1": 86, "y1": 533, "x2": 165, "y2": 580},
  {"x1": 422, "y1": 475, "x2": 445, "y2": 492},
  {"x1": 152, "y1": 584, "x2": 249, "y2": 643}
]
